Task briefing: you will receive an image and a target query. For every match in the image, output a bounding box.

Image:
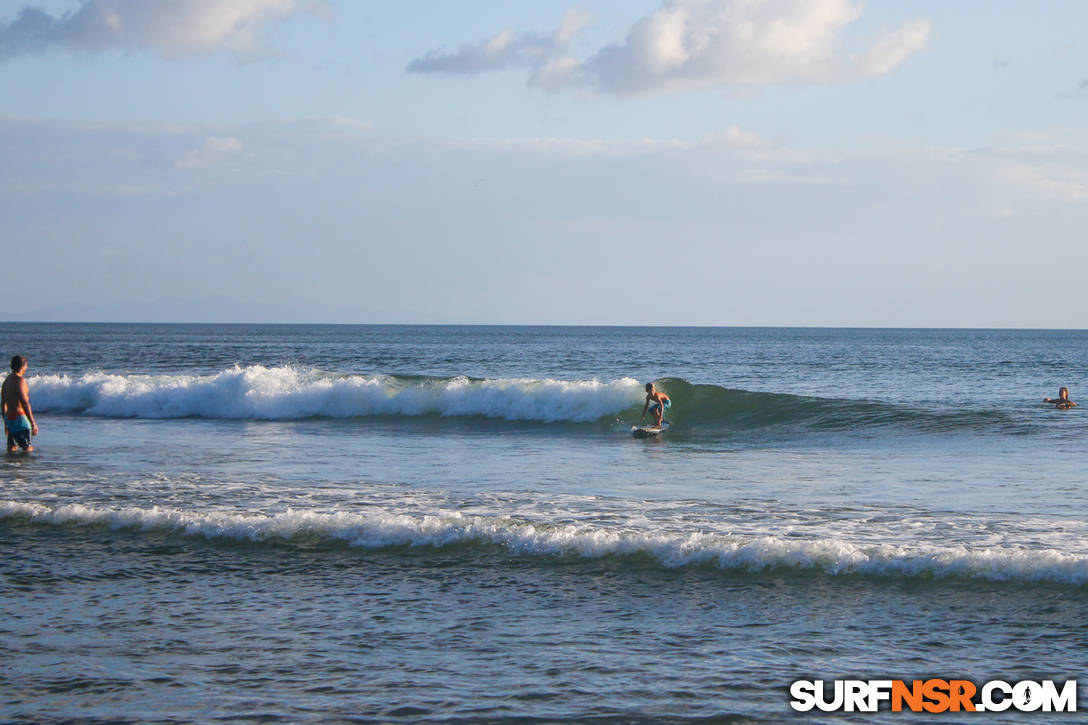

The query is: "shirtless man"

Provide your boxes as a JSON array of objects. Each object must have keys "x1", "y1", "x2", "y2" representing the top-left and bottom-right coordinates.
[
  {"x1": 3, "y1": 355, "x2": 38, "y2": 452},
  {"x1": 640, "y1": 382, "x2": 671, "y2": 429},
  {"x1": 1044, "y1": 387, "x2": 1077, "y2": 410}
]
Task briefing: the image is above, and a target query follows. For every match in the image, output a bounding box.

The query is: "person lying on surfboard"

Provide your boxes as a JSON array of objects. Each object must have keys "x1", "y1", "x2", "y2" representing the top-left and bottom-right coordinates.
[
  {"x1": 640, "y1": 382, "x2": 671, "y2": 429},
  {"x1": 1044, "y1": 387, "x2": 1077, "y2": 409}
]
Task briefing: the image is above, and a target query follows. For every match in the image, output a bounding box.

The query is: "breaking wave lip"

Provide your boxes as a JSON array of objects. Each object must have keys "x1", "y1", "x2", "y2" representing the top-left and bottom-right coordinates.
[
  {"x1": 4, "y1": 501, "x2": 1087, "y2": 587},
  {"x1": 28, "y1": 367, "x2": 644, "y2": 423}
]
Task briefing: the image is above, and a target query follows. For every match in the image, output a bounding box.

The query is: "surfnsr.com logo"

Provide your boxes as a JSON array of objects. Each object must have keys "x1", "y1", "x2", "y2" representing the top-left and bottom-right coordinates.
[{"x1": 790, "y1": 679, "x2": 1078, "y2": 713}]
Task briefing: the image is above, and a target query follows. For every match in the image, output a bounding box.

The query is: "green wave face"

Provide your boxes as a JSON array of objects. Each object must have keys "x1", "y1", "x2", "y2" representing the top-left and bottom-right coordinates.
[{"x1": 648, "y1": 378, "x2": 1026, "y2": 437}]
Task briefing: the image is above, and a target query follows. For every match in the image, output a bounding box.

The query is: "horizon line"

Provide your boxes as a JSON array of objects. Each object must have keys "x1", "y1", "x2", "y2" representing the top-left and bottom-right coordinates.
[{"x1": 2, "y1": 320, "x2": 1087, "y2": 332}]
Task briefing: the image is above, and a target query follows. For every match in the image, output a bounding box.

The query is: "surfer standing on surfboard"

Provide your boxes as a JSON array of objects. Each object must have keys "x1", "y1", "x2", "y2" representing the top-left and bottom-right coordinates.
[{"x1": 640, "y1": 382, "x2": 671, "y2": 429}]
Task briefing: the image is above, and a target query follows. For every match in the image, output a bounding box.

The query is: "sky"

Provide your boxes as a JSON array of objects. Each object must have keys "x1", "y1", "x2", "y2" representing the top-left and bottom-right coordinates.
[{"x1": 1, "y1": 0, "x2": 1086, "y2": 326}]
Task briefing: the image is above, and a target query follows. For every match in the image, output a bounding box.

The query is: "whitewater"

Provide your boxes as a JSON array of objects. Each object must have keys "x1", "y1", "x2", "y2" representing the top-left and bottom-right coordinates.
[
  {"x1": 3, "y1": 323, "x2": 1087, "y2": 723},
  {"x1": 30, "y1": 366, "x2": 645, "y2": 421},
  {"x1": 5, "y1": 499, "x2": 1088, "y2": 585}
]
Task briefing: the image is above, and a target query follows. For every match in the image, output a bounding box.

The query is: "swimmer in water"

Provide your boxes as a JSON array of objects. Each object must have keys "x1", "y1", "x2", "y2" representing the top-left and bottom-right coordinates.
[{"x1": 1044, "y1": 387, "x2": 1077, "y2": 410}]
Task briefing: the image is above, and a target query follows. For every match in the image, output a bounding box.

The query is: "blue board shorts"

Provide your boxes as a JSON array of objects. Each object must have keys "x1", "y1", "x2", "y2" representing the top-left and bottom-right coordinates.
[
  {"x1": 6, "y1": 415, "x2": 32, "y2": 450},
  {"x1": 650, "y1": 399, "x2": 672, "y2": 416}
]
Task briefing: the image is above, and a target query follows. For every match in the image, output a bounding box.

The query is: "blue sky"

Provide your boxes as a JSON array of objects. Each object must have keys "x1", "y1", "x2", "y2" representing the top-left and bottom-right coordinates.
[{"x1": 1, "y1": 0, "x2": 1086, "y2": 326}]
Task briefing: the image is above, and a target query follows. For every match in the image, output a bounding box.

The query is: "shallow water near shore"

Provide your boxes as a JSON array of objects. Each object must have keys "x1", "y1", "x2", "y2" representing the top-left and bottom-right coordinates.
[{"x1": 2, "y1": 323, "x2": 1087, "y2": 722}]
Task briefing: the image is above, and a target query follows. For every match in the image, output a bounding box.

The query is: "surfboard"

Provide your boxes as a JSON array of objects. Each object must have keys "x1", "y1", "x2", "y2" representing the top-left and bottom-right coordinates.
[{"x1": 632, "y1": 421, "x2": 670, "y2": 438}]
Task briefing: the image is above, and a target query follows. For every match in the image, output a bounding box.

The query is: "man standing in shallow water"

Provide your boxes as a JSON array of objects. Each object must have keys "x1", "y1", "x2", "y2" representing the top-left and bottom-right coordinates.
[{"x1": 3, "y1": 355, "x2": 38, "y2": 452}]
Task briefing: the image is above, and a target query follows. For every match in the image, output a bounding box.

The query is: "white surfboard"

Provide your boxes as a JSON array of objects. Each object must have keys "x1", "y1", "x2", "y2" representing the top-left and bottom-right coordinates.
[{"x1": 631, "y1": 421, "x2": 671, "y2": 438}]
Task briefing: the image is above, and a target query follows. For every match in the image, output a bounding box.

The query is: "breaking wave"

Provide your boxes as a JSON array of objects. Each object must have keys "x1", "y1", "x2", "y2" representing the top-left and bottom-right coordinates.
[
  {"x1": 29, "y1": 367, "x2": 643, "y2": 422},
  {"x1": 3, "y1": 501, "x2": 1086, "y2": 586},
  {"x1": 27, "y1": 368, "x2": 1035, "y2": 435}
]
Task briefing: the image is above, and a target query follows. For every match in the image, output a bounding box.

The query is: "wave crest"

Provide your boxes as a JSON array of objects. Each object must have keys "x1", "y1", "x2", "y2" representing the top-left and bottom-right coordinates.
[
  {"x1": 4, "y1": 501, "x2": 1086, "y2": 586},
  {"x1": 29, "y1": 367, "x2": 643, "y2": 422}
]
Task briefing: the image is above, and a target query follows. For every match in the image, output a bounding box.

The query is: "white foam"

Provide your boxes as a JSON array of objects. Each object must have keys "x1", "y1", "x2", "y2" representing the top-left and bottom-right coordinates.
[
  {"x1": 4, "y1": 500, "x2": 1087, "y2": 585},
  {"x1": 28, "y1": 367, "x2": 643, "y2": 422}
]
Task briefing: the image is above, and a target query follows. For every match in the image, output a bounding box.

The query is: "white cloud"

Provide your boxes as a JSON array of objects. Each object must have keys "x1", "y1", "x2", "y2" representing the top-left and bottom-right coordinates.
[
  {"x1": 407, "y1": 7, "x2": 589, "y2": 79},
  {"x1": 997, "y1": 162, "x2": 1088, "y2": 203},
  {"x1": 583, "y1": 0, "x2": 931, "y2": 93},
  {"x1": 406, "y1": 28, "x2": 551, "y2": 75},
  {"x1": 554, "y1": 7, "x2": 591, "y2": 46},
  {"x1": 981, "y1": 138, "x2": 1088, "y2": 204},
  {"x1": 409, "y1": 0, "x2": 931, "y2": 95},
  {"x1": 856, "y1": 19, "x2": 932, "y2": 78},
  {"x1": 700, "y1": 126, "x2": 833, "y2": 164},
  {"x1": 705, "y1": 125, "x2": 767, "y2": 151},
  {"x1": 0, "y1": 0, "x2": 310, "y2": 60},
  {"x1": 175, "y1": 136, "x2": 243, "y2": 169}
]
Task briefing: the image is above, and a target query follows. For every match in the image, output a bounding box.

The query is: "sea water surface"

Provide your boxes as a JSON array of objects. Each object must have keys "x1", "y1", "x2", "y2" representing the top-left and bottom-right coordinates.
[{"x1": 2, "y1": 324, "x2": 1087, "y2": 723}]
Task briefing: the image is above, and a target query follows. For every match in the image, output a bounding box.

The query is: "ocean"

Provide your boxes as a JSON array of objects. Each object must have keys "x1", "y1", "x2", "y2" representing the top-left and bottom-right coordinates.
[{"x1": 2, "y1": 323, "x2": 1086, "y2": 723}]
